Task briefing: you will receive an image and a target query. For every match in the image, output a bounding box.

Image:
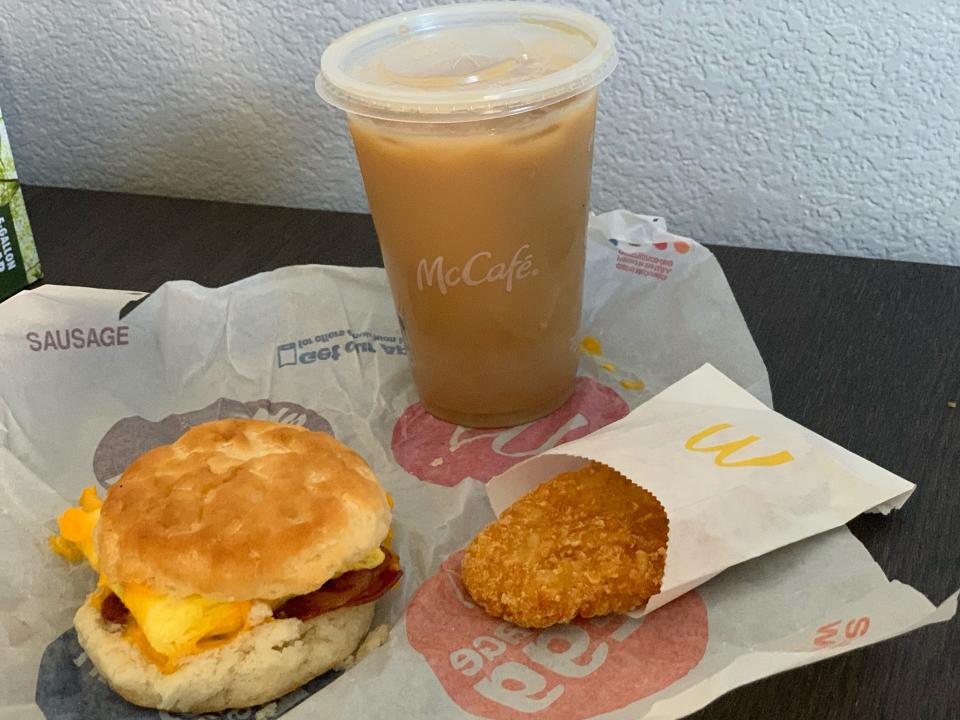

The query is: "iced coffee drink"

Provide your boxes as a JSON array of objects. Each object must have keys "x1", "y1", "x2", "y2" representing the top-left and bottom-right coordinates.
[{"x1": 318, "y1": 3, "x2": 616, "y2": 427}]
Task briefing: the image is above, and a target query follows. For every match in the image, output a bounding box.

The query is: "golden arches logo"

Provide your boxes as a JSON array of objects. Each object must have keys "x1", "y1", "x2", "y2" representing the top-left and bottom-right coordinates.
[{"x1": 684, "y1": 423, "x2": 794, "y2": 468}]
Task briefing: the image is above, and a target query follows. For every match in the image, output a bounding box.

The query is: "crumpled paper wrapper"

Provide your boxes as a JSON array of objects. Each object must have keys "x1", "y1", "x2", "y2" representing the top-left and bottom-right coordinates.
[{"x1": 0, "y1": 211, "x2": 953, "y2": 720}]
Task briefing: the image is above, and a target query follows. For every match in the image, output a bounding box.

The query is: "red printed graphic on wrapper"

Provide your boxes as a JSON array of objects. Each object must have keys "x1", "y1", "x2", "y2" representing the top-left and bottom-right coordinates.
[
  {"x1": 406, "y1": 552, "x2": 708, "y2": 720},
  {"x1": 653, "y1": 240, "x2": 690, "y2": 254},
  {"x1": 391, "y1": 377, "x2": 629, "y2": 486},
  {"x1": 608, "y1": 237, "x2": 690, "y2": 281}
]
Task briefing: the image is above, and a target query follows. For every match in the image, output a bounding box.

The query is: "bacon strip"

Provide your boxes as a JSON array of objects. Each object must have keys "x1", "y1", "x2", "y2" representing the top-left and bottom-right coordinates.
[
  {"x1": 101, "y1": 592, "x2": 130, "y2": 624},
  {"x1": 275, "y1": 548, "x2": 402, "y2": 621}
]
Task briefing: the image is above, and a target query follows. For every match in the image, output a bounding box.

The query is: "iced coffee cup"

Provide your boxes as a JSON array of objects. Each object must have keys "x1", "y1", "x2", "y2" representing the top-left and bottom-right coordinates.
[{"x1": 318, "y1": 3, "x2": 616, "y2": 427}]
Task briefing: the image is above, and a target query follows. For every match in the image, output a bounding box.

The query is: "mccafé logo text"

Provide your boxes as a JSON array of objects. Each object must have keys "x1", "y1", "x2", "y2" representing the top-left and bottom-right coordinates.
[{"x1": 416, "y1": 245, "x2": 540, "y2": 295}]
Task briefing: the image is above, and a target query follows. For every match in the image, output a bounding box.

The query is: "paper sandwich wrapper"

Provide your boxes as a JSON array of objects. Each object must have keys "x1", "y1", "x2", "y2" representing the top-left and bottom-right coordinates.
[
  {"x1": 487, "y1": 363, "x2": 916, "y2": 614},
  {"x1": 1, "y1": 210, "x2": 954, "y2": 720}
]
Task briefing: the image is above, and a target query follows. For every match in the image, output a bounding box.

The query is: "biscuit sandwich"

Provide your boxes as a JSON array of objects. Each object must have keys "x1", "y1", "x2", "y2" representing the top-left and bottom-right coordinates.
[{"x1": 49, "y1": 418, "x2": 401, "y2": 713}]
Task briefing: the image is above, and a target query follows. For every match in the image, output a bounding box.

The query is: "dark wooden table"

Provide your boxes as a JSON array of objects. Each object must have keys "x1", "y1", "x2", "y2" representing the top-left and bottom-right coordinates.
[{"x1": 20, "y1": 185, "x2": 960, "y2": 719}]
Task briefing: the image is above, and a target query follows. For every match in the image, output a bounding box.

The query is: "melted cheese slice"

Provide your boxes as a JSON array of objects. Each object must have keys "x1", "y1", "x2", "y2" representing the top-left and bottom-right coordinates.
[
  {"x1": 50, "y1": 486, "x2": 102, "y2": 567},
  {"x1": 50, "y1": 486, "x2": 386, "y2": 672}
]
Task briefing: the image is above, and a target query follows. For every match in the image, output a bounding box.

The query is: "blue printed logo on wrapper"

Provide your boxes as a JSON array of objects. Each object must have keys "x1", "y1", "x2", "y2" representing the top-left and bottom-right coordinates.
[
  {"x1": 36, "y1": 398, "x2": 336, "y2": 719},
  {"x1": 92, "y1": 398, "x2": 332, "y2": 488},
  {"x1": 275, "y1": 328, "x2": 406, "y2": 369}
]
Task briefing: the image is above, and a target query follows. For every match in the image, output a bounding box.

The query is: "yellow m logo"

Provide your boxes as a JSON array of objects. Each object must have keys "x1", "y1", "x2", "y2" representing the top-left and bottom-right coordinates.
[{"x1": 684, "y1": 423, "x2": 794, "y2": 468}]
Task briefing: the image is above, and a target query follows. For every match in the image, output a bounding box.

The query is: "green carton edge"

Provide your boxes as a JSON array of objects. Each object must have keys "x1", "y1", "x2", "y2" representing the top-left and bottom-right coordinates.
[{"x1": 0, "y1": 109, "x2": 43, "y2": 295}]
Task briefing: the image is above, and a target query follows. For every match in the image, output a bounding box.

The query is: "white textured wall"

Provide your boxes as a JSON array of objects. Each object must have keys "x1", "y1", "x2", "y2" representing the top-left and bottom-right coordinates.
[{"x1": 1, "y1": 1, "x2": 958, "y2": 264}]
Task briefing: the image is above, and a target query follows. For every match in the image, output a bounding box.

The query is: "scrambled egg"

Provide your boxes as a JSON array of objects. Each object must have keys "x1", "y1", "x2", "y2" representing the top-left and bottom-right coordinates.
[{"x1": 50, "y1": 486, "x2": 385, "y2": 673}]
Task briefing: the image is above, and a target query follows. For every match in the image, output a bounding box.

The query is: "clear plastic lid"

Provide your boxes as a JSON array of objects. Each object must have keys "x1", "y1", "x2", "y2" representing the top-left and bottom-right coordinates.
[{"x1": 317, "y1": 2, "x2": 617, "y2": 123}]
